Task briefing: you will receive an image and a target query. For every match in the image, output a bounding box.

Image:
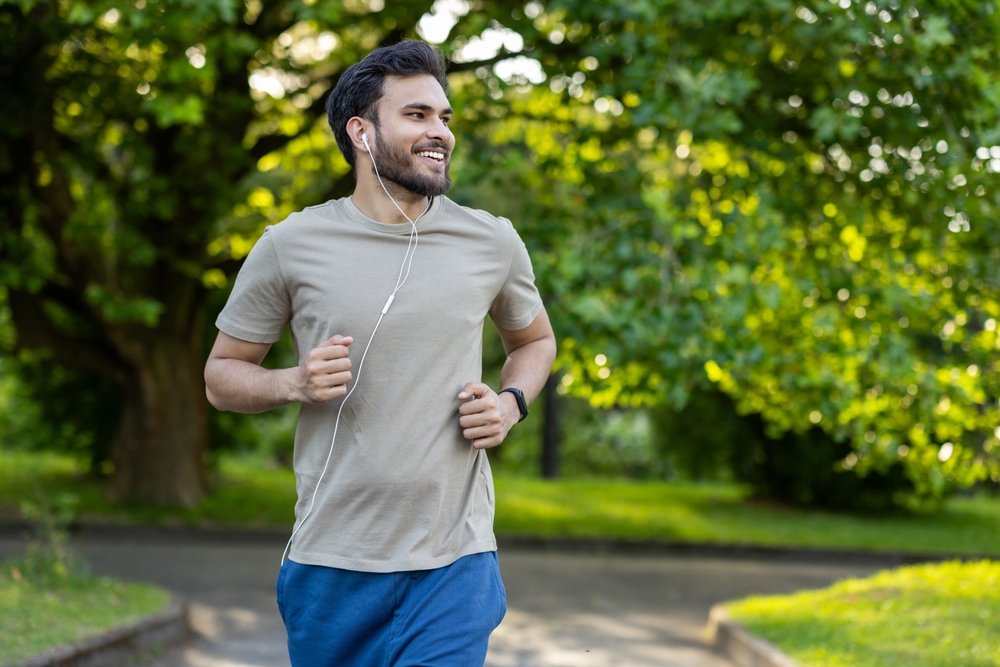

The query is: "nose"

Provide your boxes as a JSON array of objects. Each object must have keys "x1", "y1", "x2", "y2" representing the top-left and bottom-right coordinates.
[{"x1": 426, "y1": 118, "x2": 453, "y2": 146}]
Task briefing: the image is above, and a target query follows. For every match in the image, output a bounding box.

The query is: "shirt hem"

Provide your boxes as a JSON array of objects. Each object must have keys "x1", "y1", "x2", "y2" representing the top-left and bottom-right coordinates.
[
  {"x1": 288, "y1": 538, "x2": 498, "y2": 573},
  {"x1": 492, "y1": 299, "x2": 544, "y2": 332}
]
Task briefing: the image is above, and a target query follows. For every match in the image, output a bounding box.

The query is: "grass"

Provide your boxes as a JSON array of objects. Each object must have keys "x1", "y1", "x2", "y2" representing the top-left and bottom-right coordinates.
[
  {"x1": 724, "y1": 560, "x2": 1000, "y2": 667},
  {"x1": 0, "y1": 450, "x2": 298, "y2": 527},
  {"x1": 492, "y1": 476, "x2": 1000, "y2": 556},
  {"x1": 2, "y1": 449, "x2": 1000, "y2": 556},
  {"x1": 0, "y1": 564, "x2": 170, "y2": 663}
]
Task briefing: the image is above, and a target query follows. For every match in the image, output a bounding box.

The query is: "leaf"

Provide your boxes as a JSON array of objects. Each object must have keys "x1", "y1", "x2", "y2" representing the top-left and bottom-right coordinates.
[{"x1": 914, "y1": 15, "x2": 956, "y2": 54}]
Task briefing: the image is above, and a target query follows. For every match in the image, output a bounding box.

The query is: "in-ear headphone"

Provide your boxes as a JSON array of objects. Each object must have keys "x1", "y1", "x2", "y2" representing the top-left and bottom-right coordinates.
[{"x1": 361, "y1": 133, "x2": 370, "y2": 152}]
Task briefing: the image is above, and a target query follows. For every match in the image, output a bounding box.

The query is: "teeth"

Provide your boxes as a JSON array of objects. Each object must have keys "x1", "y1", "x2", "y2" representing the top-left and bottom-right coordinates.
[{"x1": 417, "y1": 151, "x2": 445, "y2": 160}]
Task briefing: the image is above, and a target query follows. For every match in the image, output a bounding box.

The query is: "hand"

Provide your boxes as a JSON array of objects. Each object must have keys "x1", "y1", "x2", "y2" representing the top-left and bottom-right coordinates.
[
  {"x1": 295, "y1": 335, "x2": 353, "y2": 403},
  {"x1": 457, "y1": 382, "x2": 519, "y2": 449}
]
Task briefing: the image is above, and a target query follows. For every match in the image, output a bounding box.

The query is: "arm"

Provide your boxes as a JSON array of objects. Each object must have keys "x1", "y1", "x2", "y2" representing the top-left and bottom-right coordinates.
[
  {"x1": 458, "y1": 307, "x2": 557, "y2": 449},
  {"x1": 204, "y1": 331, "x2": 353, "y2": 414}
]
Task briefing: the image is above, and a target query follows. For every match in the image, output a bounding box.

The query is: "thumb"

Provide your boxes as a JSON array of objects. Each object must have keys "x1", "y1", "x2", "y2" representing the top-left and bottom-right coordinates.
[
  {"x1": 322, "y1": 335, "x2": 353, "y2": 347},
  {"x1": 457, "y1": 382, "x2": 488, "y2": 400}
]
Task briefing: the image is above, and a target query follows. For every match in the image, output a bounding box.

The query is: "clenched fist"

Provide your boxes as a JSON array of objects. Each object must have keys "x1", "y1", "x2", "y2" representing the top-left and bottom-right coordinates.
[
  {"x1": 457, "y1": 382, "x2": 519, "y2": 449},
  {"x1": 296, "y1": 335, "x2": 353, "y2": 403}
]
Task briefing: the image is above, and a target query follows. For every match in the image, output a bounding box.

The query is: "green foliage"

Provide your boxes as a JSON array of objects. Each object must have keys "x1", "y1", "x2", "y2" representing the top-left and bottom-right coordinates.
[
  {"x1": 725, "y1": 560, "x2": 1000, "y2": 667},
  {"x1": 443, "y1": 0, "x2": 1000, "y2": 506},
  {"x1": 17, "y1": 490, "x2": 83, "y2": 583}
]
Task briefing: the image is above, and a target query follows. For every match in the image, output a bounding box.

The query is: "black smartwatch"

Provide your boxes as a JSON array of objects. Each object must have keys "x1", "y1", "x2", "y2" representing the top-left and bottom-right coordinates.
[{"x1": 499, "y1": 387, "x2": 528, "y2": 423}]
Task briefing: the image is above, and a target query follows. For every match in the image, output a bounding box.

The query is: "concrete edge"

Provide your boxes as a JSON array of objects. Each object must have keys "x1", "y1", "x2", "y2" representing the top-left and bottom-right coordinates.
[
  {"x1": 707, "y1": 604, "x2": 800, "y2": 667},
  {"x1": 9, "y1": 596, "x2": 189, "y2": 667}
]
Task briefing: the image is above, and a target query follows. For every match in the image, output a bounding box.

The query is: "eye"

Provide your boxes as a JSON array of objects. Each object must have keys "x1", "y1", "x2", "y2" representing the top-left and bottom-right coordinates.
[{"x1": 442, "y1": 116, "x2": 452, "y2": 125}]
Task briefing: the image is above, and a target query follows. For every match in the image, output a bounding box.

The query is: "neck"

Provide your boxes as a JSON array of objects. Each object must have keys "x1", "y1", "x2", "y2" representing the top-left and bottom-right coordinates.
[{"x1": 351, "y1": 172, "x2": 432, "y2": 224}]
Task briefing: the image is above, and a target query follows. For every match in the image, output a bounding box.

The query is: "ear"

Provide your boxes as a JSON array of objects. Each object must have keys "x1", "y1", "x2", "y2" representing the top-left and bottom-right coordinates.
[{"x1": 346, "y1": 117, "x2": 369, "y2": 154}]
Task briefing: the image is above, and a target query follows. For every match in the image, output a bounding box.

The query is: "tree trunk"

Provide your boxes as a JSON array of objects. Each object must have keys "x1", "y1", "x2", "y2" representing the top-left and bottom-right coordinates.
[
  {"x1": 106, "y1": 330, "x2": 209, "y2": 507},
  {"x1": 541, "y1": 373, "x2": 561, "y2": 479}
]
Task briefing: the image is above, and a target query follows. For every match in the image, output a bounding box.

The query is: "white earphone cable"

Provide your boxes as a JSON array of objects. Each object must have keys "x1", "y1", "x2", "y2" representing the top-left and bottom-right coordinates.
[{"x1": 280, "y1": 135, "x2": 425, "y2": 565}]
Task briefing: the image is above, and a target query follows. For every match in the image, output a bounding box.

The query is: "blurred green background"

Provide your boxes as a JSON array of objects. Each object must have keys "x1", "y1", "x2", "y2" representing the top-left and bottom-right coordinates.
[{"x1": 1, "y1": 0, "x2": 999, "y2": 520}]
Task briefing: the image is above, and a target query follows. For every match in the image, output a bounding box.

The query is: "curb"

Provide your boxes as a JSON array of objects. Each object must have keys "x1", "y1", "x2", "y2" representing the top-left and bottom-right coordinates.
[
  {"x1": 9, "y1": 596, "x2": 189, "y2": 667},
  {"x1": 707, "y1": 604, "x2": 799, "y2": 667}
]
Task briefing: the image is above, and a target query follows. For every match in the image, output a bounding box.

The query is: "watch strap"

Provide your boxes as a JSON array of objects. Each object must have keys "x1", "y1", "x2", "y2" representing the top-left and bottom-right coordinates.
[{"x1": 499, "y1": 387, "x2": 528, "y2": 423}]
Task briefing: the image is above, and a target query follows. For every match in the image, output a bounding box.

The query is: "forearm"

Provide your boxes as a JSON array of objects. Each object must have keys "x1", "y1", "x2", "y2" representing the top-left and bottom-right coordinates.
[
  {"x1": 498, "y1": 334, "x2": 557, "y2": 406},
  {"x1": 205, "y1": 358, "x2": 302, "y2": 414}
]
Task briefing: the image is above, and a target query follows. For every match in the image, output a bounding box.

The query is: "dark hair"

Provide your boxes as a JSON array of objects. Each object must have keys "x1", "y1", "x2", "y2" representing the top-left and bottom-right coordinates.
[{"x1": 326, "y1": 40, "x2": 448, "y2": 170}]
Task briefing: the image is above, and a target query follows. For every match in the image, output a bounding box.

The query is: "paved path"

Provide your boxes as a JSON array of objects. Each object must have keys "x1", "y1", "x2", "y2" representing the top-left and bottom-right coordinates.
[{"x1": 0, "y1": 534, "x2": 883, "y2": 667}]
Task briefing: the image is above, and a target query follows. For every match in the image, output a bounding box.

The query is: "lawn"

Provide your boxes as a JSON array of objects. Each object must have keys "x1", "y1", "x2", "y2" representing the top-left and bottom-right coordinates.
[
  {"x1": 0, "y1": 450, "x2": 298, "y2": 528},
  {"x1": 3, "y1": 450, "x2": 1000, "y2": 556},
  {"x1": 0, "y1": 563, "x2": 170, "y2": 663},
  {"x1": 493, "y1": 477, "x2": 1000, "y2": 556},
  {"x1": 724, "y1": 560, "x2": 1000, "y2": 667}
]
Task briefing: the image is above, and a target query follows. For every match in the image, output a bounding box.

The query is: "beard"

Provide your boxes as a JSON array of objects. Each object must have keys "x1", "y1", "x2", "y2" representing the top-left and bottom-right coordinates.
[{"x1": 369, "y1": 129, "x2": 452, "y2": 198}]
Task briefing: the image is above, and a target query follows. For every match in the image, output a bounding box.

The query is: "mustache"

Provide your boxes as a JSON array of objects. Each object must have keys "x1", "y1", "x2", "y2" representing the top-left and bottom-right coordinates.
[{"x1": 412, "y1": 143, "x2": 450, "y2": 156}]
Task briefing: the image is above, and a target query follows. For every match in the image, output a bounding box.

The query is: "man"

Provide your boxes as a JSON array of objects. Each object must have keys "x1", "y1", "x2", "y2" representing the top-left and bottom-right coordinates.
[{"x1": 204, "y1": 40, "x2": 556, "y2": 667}]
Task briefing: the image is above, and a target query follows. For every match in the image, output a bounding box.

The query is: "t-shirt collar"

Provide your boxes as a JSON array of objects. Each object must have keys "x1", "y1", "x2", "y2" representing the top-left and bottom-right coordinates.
[{"x1": 343, "y1": 195, "x2": 444, "y2": 234}]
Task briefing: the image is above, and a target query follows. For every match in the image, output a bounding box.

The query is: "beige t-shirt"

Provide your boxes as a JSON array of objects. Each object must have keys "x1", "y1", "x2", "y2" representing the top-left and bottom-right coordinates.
[{"x1": 216, "y1": 195, "x2": 543, "y2": 572}]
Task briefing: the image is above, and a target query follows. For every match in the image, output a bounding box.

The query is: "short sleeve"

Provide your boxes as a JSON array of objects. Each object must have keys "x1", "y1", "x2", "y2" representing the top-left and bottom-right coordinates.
[
  {"x1": 215, "y1": 228, "x2": 291, "y2": 344},
  {"x1": 489, "y1": 223, "x2": 544, "y2": 330}
]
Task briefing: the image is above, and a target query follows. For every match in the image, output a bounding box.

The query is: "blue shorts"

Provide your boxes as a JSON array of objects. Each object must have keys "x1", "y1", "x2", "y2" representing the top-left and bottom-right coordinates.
[{"x1": 276, "y1": 551, "x2": 507, "y2": 667}]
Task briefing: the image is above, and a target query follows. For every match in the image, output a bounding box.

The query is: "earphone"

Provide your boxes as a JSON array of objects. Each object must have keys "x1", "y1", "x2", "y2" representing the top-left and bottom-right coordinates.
[{"x1": 280, "y1": 127, "x2": 425, "y2": 565}]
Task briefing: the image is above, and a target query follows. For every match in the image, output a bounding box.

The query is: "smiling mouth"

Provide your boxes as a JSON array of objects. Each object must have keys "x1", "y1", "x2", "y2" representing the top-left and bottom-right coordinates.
[{"x1": 415, "y1": 149, "x2": 447, "y2": 166}]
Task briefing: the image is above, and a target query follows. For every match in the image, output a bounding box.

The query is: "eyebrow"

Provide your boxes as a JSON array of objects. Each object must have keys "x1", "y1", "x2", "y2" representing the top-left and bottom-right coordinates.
[{"x1": 402, "y1": 102, "x2": 454, "y2": 115}]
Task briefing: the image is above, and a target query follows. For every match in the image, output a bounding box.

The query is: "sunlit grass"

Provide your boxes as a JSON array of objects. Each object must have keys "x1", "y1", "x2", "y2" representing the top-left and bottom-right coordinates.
[
  {"x1": 492, "y1": 476, "x2": 1000, "y2": 555},
  {"x1": 724, "y1": 560, "x2": 1000, "y2": 667},
  {"x1": 493, "y1": 477, "x2": 741, "y2": 540},
  {"x1": 0, "y1": 564, "x2": 170, "y2": 663},
  {"x1": 2, "y1": 450, "x2": 1000, "y2": 555}
]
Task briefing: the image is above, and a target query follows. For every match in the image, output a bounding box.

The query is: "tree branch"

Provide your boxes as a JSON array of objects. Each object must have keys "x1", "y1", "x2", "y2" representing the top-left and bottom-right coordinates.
[
  {"x1": 7, "y1": 287, "x2": 129, "y2": 384},
  {"x1": 447, "y1": 49, "x2": 525, "y2": 73},
  {"x1": 446, "y1": 38, "x2": 584, "y2": 74},
  {"x1": 249, "y1": 69, "x2": 343, "y2": 161},
  {"x1": 245, "y1": 0, "x2": 297, "y2": 41}
]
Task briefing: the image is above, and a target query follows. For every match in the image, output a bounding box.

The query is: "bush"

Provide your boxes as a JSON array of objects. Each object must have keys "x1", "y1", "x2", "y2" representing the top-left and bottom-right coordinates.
[
  {"x1": 654, "y1": 389, "x2": 915, "y2": 512},
  {"x1": 16, "y1": 491, "x2": 83, "y2": 583},
  {"x1": 0, "y1": 354, "x2": 121, "y2": 474}
]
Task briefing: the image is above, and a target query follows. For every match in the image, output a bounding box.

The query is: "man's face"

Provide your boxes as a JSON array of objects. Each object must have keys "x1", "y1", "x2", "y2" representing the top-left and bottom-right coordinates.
[{"x1": 368, "y1": 74, "x2": 455, "y2": 198}]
